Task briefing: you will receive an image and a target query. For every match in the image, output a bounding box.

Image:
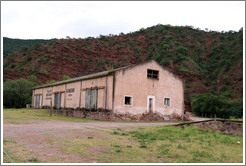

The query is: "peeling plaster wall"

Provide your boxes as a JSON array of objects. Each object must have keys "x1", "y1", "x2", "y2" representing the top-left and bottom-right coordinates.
[
  {"x1": 52, "y1": 84, "x2": 65, "y2": 108},
  {"x1": 114, "y1": 60, "x2": 184, "y2": 116},
  {"x1": 65, "y1": 81, "x2": 81, "y2": 108},
  {"x1": 32, "y1": 60, "x2": 183, "y2": 117},
  {"x1": 80, "y1": 75, "x2": 113, "y2": 110},
  {"x1": 42, "y1": 87, "x2": 53, "y2": 107}
]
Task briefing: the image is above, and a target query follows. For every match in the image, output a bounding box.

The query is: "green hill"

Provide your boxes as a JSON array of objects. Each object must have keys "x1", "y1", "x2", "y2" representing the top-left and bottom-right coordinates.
[
  {"x1": 3, "y1": 37, "x2": 57, "y2": 57},
  {"x1": 3, "y1": 24, "x2": 243, "y2": 101}
]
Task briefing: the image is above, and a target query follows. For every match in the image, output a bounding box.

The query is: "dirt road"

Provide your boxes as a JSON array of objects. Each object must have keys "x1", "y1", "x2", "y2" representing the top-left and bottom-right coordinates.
[
  {"x1": 4, "y1": 120, "x2": 177, "y2": 135},
  {"x1": 3, "y1": 120, "x2": 177, "y2": 163}
]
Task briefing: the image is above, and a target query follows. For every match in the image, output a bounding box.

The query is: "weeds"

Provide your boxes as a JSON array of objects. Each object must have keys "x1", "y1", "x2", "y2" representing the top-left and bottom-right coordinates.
[{"x1": 28, "y1": 157, "x2": 40, "y2": 162}]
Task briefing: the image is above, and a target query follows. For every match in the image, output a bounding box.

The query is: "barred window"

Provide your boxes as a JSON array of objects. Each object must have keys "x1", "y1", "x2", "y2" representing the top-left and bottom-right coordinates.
[
  {"x1": 147, "y1": 69, "x2": 159, "y2": 79},
  {"x1": 164, "y1": 98, "x2": 170, "y2": 106},
  {"x1": 124, "y1": 96, "x2": 132, "y2": 105}
]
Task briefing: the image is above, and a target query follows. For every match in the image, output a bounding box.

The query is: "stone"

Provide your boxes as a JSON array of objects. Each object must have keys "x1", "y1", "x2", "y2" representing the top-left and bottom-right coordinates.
[{"x1": 163, "y1": 116, "x2": 170, "y2": 121}]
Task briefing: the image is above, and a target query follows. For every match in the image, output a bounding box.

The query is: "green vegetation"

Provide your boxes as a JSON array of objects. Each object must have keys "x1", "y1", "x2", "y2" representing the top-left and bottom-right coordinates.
[
  {"x1": 124, "y1": 126, "x2": 243, "y2": 162},
  {"x1": 26, "y1": 74, "x2": 41, "y2": 85},
  {"x1": 3, "y1": 25, "x2": 243, "y2": 103},
  {"x1": 192, "y1": 93, "x2": 243, "y2": 119},
  {"x1": 3, "y1": 108, "x2": 95, "y2": 123},
  {"x1": 3, "y1": 109, "x2": 243, "y2": 163},
  {"x1": 62, "y1": 75, "x2": 71, "y2": 80},
  {"x1": 39, "y1": 57, "x2": 51, "y2": 63},
  {"x1": 45, "y1": 80, "x2": 56, "y2": 84},
  {"x1": 3, "y1": 37, "x2": 57, "y2": 57},
  {"x1": 3, "y1": 79, "x2": 34, "y2": 108},
  {"x1": 40, "y1": 70, "x2": 49, "y2": 75}
]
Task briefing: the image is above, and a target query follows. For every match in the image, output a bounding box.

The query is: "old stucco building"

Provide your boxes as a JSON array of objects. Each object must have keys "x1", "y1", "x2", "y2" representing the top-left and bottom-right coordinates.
[{"x1": 32, "y1": 60, "x2": 184, "y2": 117}]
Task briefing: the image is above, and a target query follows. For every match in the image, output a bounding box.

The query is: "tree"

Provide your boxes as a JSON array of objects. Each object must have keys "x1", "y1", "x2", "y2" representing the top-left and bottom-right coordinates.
[
  {"x1": 191, "y1": 93, "x2": 231, "y2": 118},
  {"x1": 176, "y1": 46, "x2": 189, "y2": 56},
  {"x1": 3, "y1": 79, "x2": 34, "y2": 108},
  {"x1": 62, "y1": 75, "x2": 71, "y2": 80}
]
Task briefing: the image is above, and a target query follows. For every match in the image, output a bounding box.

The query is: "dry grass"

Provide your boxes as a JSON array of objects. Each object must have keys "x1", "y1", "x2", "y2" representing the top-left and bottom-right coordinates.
[{"x1": 3, "y1": 108, "x2": 244, "y2": 163}]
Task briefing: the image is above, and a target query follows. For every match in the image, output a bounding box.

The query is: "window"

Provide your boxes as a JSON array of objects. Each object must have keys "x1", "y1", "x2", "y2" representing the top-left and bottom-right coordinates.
[
  {"x1": 147, "y1": 69, "x2": 159, "y2": 79},
  {"x1": 124, "y1": 96, "x2": 132, "y2": 105},
  {"x1": 164, "y1": 98, "x2": 170, "y2": 106}
]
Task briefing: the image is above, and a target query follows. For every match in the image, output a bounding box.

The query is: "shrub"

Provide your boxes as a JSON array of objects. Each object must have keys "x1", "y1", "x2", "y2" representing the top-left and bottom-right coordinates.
[
  {"x1": 46, "y1": 80, "x2": 55, "y2": 84},
  {"x1": 27, "y1": 74, "x2": 41, "y2": 85},
  {"x1": 176, "y1": 46, "x2": 189, "y2": 56},
  {"x1": 154, "y1": 54, "x2": 162, "y2": 62},
  {"x1": 228, "y1": 99, "x2": 243, "y2": 118},
  {"x1": 191, "y1": 93, "x2": 230, "y2": 118},
  {"x1": 41, "y1": 70, "x2": 49, "y2": 75},
  {"x1": 39, "y1": 57, "x2": 51, "y2": 63},
  {"x1": 160, "y1": 58, "x2": 170, "y2": 66},
  {"x1": 3, "y1": 79, "x2": 34, "y2": 108},
  {"x1": 192, "y1": 93, "x2": 242, "y2": 119},
  {"x1": 62, "y1": 75, "x2": 71, "y2": 80},
  {"x1": 173, "y1": 54, "x2": 185, "y2": 63},
  {"x1": 11, "y1": 64, "x2": 16, "y2": 69}
]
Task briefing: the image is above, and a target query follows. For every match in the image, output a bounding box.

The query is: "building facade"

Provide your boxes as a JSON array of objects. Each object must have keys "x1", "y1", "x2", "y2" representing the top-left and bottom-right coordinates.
[{"x1": 32, "y1": 60, "x2": 184, "y2": 116}]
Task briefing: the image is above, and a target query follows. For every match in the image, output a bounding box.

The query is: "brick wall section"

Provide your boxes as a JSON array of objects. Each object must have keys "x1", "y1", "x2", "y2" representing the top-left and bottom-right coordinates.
[{"x1": 175, "y1": 120, "x2": 243, "y2": 136}]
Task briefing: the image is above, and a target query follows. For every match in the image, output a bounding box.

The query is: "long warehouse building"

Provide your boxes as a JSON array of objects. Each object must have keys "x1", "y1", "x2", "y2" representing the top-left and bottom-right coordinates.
[{"x1": 32, "y1": 60, "x2": 184, "y2": 116}]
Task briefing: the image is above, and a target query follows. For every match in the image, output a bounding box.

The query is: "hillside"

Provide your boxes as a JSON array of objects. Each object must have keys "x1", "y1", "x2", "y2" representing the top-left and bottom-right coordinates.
[
  {"x1": 3, "y1": 37, "x2": 57, "y2": 57},
  {"x1": 3, "y1": 24, "x2": 243, "y2": 101}
]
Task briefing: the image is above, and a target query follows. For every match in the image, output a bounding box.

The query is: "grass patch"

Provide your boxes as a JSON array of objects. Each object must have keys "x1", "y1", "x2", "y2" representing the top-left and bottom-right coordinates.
[
  {"x1": 3, "y1": 109, "x2": 243, "y2": 163},
  {"x1": 3, "y1": 108, "x2": 176, "y2": 124},
  {"x1": 3, "y1": 108, "x2": 96, "y2": 123},
  {"x1": 125, "y1": 125, "x2": 243, "y2": 163}
]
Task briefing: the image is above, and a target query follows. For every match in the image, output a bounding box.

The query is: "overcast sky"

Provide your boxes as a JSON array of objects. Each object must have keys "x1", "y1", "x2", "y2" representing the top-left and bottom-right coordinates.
[{"x1": 1, "y1": 1, "x2": 245, "y2": 39}]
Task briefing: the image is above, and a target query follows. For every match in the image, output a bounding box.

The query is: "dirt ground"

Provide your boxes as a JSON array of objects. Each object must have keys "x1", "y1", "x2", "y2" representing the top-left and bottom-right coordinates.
[
  {"x1": 186, "y1": 112, "x2": 211, "y2": 121},
  {"x1": 3, "y1": 120, "x2": 177, "y2": 163}
]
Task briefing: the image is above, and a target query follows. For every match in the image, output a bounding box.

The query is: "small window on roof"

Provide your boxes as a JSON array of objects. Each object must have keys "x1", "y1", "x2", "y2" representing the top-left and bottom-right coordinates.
[{"x1": 147, "y1": 69, "x2": 159, "y2": 79}]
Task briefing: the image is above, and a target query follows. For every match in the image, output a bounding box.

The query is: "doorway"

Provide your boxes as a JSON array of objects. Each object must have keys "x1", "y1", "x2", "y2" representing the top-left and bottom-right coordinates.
[
  {"x1": 147, "y1": 96, "x2": 155, "y2": 113},
  {"x1": 85, "y1": 89, "x2": 98, "y2": 110},
  {"x1": 54, "y1": 92, "x2": 61, "y2": 109},
  {"x1": 35, "y1": 95, "x2": 40, "y2": 108}
]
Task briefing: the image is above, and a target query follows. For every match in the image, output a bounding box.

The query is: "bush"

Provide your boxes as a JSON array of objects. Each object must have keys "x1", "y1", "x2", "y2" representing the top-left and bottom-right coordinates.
[
  {"x1": 160, "y1": 58, "x2": 170, "y2": 66},
  {"x1": 192, "y1": 93, "x2": 243, "y2": 119},
  {"x1": 62, "y1": 75, "x2": 71, "y2": 80},
  {"x1": 176, "y1": 46, "x2": 189, "y2": 56},
  {"x1": 154, "y1": 54, "x2": 162, "y2": 62},
  {"x1": 39, "y1": 57, "x2": 51, "y2": 63},
  {"x1": 3, "y1": 79, "x2": 34, "y2": 108},
  {"x1": 228, "y1": 99, "x2": 243, "y2": 118},
  {"x1": 192, "y1": 93, "x2": 228, "y2": 118}
]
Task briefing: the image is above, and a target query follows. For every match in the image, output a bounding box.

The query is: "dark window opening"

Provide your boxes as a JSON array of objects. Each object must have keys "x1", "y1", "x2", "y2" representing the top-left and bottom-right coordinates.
[
  {"x1": 125, "y1": 96, "x2": 132, "y2": 105},
  {"x1": 164, "y1": 98, "x2": 170, "y2": 106},
  {"x1": 147, "y1": 69, "x2": 159, "y2": 79}
]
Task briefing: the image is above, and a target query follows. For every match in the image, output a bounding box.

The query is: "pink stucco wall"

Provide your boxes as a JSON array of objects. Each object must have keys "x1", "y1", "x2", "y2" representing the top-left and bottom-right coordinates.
[
  {"x1": 32, "y1": 60, "x2": 184, "y2": 116},
  {"x1": 113, "y1": 60, "x2": 184, "y2": 116},
  {"x1": 52, "y1": 84, "x2": 65, "y2": 108},
  {"x1": 81, "y1": 75, "x2": 113, "y2": 110}
]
